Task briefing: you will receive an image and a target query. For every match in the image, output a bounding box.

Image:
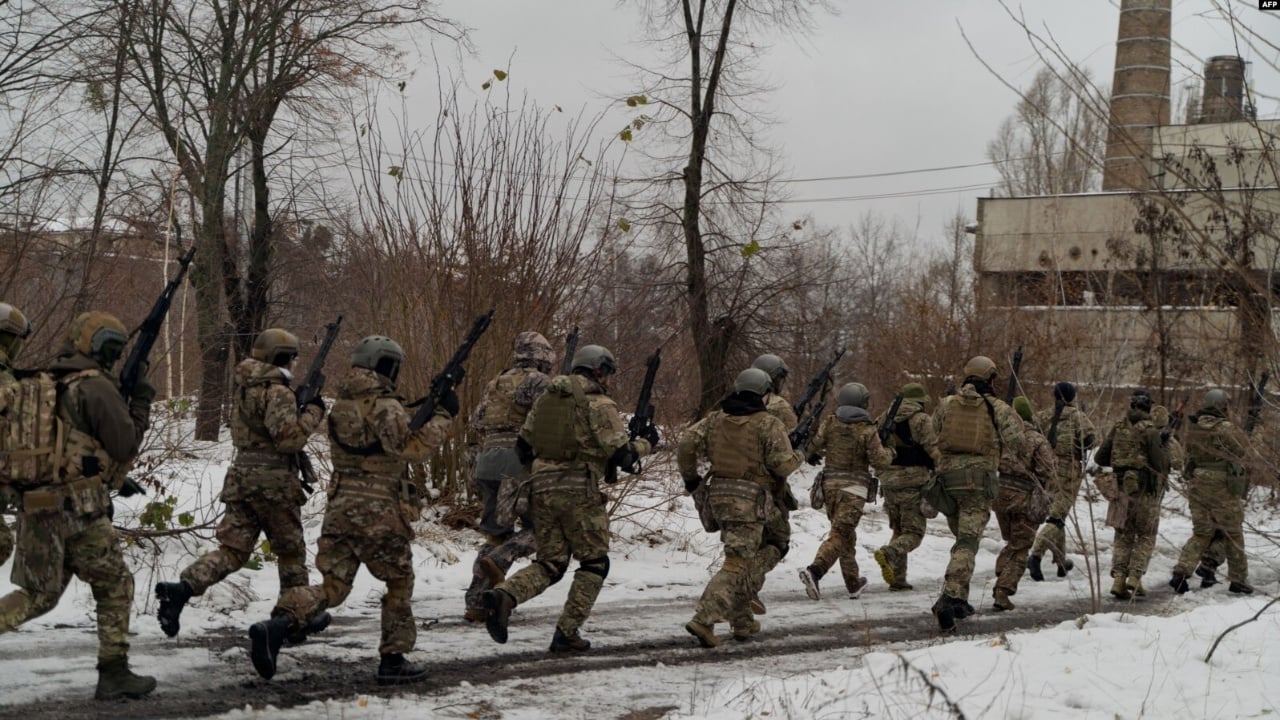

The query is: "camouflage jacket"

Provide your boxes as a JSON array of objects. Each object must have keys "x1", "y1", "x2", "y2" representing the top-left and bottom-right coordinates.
[
  {"x1": 328, "y1": 367, "x2": 452, "y2": 481},
  {"x1": 519, "y1": 374, "x2": 649, "y2": 481},
  {"x1": 933, "y1": 383, "x2": 1023, "y2": 474},
  {"x1": 1000, "y1": 420, "x2": 1056, "y2": 485},
  {"x1": 878, "y1": 399, "x2": 941, "y2": 470},
  {"x1": 470, "y1": 365, "x2": 550, "y2": 439},
  {"x1": 809, "y1": 405, "x2": 893, "y2": 482},
  {"x1": 231, "y1": 357, "x2": 323, "y2": 457},
  {"x1": 766, "y1": 392, "x2": 798, "y2": 431},
  {"x1": 1033, "y1": 403, "x2": 1096, "y2": 462},
  {"x1": 1183, "y1": 410, "x2": 1249, "y2": 474},
  {"x1": 677, "y1": 397, "x2": 801, "y2": 492},
  {"x1": 1095, "y1": 409, "x2": 1169, "y2": 478},
  {"x1": 51, "y1": 352, "x2": 149, "y2": 470}
]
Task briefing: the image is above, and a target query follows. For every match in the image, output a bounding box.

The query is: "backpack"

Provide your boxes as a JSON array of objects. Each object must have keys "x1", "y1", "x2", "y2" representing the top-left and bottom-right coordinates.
[{"x1": 0, "y1": 371, "x2": 64, "y2": 488}]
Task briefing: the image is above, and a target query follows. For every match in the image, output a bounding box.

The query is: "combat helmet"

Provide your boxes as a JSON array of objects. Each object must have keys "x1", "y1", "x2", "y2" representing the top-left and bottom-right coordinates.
[
  {"x1": 751, "y1": 353, "x2": 788, "y2": 393},
  {"x1": 352, "y1": 336, "x2": 405, "y2": 383},
  {"x1": 1202, "y1": 389, "x2": 1229, "y2": 413},
  {"x1": 962, "y1": 356, "x2": 997, "y2": 382},
  {"x1": 733, "y1": 368, "x2": 772, "y2": 397},
  {"x1": 571, "y1": 344, "x2": 616, "y2": 376},
  {"x1": 837, "y1": 382, "x2": 870, "y2": 409},
  {"x1": 0, "y1": 302, "x2": 31, "y2": 361},
  {"x1": 67, "y1": 311, "x2": 128, "y2": 368},
  {"x1": 251, "y1": 328, "x2": 300, "y2": 367}
]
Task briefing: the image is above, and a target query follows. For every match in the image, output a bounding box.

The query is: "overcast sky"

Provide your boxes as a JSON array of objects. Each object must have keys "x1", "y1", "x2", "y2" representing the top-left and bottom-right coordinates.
[{"x1": 423, "y1": 1, "x2": 1280, "y2": 249}]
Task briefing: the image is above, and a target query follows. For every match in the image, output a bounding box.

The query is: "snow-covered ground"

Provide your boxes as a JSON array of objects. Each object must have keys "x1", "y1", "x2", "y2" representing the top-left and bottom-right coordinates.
[{"x1": 0, "y1": 417, "x2": 1277, "y2": 720}]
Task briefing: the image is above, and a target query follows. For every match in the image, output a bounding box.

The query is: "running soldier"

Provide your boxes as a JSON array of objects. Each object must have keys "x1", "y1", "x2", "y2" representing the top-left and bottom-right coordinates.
[
  {"x1": 1170, "y1": 390, "x2": 1253, "y2": 595},
  {"x1": 680, "y1": 368, "x2": 800, "y2": 647},
  {"x1": 483, "y1": 345, "x2": 656, "y2": 652},
  {"x1": 0, "y1": 303, "x2": 32, "y2": 568},
  {"x1": 155, "y1": 329, "x2": 326, "y2": 637},
  {"x1": 873, "y1": 382, "x2": 940, "y2": 591},
  {"x1": 1028, "y1": 382, "x2": 1096, "y2": 581},
  {"x1": 991, "y1": 397, "x2": 1055, "y2": 610},
  {"x1": 463, "y1": 332, "x2": 553, "y2": 622},
  {"x1": 747, "y1": 353, "x2": 798, "y2": 615},
  {"x1": 0, "y1": 312, "x2": 157, "y2": 699},
  {"x1": 263, "y1": 335, "x2": 456, "y2": 684},
  {"x1": 927, "y1": 356, "x2": 1024, "y2": 631},
  {"x1": 797, "y1": 383, "x2": 893, "y2": 600}
]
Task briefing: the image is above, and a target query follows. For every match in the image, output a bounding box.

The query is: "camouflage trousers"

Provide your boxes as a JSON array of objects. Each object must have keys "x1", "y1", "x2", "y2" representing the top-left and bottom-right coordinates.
[
  {"x1": 809, "y1": 485, "x2": 866, "y2": 592},
  {"x1": 180, "y1": 495, "x2": 308, "y2": 596},
  {"x1": 0, "y1": 511, "x2": 133, "y2": 662},
  {"x1": 464, "y1": 474, "x2": 536, "y2": 613},
  {"x1": 1031, "y1": 464, "x2": 1081, "y2": 563},
  {"x1": 500, "y1": 477, "x2": 611, "y2": 636},
  {"x1": 1110, "y1": 490, "x2": 1161, "y2": 579},
  {"x1": 880, "y1": 482, "x2": 928, "y2": 583},
  {"x1": 941, "y1": 488, "x2": 991, "y2": 601},
  {"x1": 278, "y1": 494, "x2": 417, "y2": 655},
  {"x1": 693, "y1": 485, "x2": 788, "y2": 630},
  {"x1": 0, "y1": 514, "x2": 12, "y2": 567},
  {"x1": 1174, "y1": 471, "x2": 1247, "y2": 583},
  {"x1": 992, "y1": 486, "x2": 1040, "y2": 595}
]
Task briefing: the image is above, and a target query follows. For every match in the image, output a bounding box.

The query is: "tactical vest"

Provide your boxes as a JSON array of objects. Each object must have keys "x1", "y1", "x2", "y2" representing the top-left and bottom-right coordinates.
[
  {"x1": 1183, "y1": 415, "x2": 1234, "y2": 471},
  {"x1": 56, "y1": 369, "x2": 118, "y2": 487},
  {"x1": 477, "y1": 370, "x2": 528, "y2": 434},
  {"x1": 233, "y1": 376, "x2": 285, "y2": 451},
  {"x1": 526, "y1": 377, "x2": 586, "y2": 462},
  {"x1": 889, "y1": 414, "x2": 933, "y2": 467},
  {"x1": 938, "y1": 395, "x2": 997, "y2": 455},
  {"x1": 328, "y1": 393, "x2": 387, "y2": 464},
  {"x1": 707, "y1": 413, "x2": 765, "y2": 483},
  {"x1": 1109, "y1": 419, "x2": 1147, "y2": 470},
  {"x1": 0, "y1": 369, "x2": 62, "y2": 488},
  {"x1": 823, "y1": 421, "x2": 874, "y2": 476},
  {"x1": 1048, "y1": 408, "x2": 1081, "y2": 457},
  {"x1": 998, "y1": 427, "x2": 1032, "y2": 479}
]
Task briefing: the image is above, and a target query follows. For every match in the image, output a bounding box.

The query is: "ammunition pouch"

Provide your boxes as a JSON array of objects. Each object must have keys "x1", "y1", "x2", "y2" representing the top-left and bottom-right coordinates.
[
  {"x1": 941, "y1": 467, "x2": 997, "y2": 499},
  {"x1": 1226, "y1": 463, "x2": 1248, "y2": 499},
  {"x1": 21, "y1": 477, "x2": 109, "y2": 517},
  {"x1": 921, "y1": 473, "x2": 956, "y2": 516},
  {"x1": 233, "y1": 448, "x2": 295, "y2": 470},
  {"x1": 809, "y1": 470, "x2": 825, "y2": 510},
  {"x1": 709, "y1": 476, "x2": 769, "y2": 522},
  {"x1": 692, "y1": 477, "x2": 717, "y2": 532},
  {"x1": 531, "y1": 470, "x2": 600, "y2": 504}
]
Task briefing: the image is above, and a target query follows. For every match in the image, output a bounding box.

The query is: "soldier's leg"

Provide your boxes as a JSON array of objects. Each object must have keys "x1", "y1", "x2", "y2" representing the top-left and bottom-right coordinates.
[
  {"x1": 261, "y1": 500, "x2": 309, "y2": 592},
  {"x1": 466, "y1": 526, "x2": 538, "y2": 615},
  {"x1": 1031, "y1": 468, "x2": 1073, "y2": 561},
  {"x1": 810, "y1": 492, "x2": 863, "y2": 588},
  {"x1": 359, "y1": 533, "x2": 417, "y2": 655},
  {"x1": 882, "y1": 488, "x2": 925, "y2": 584},
  {"x1": 1173, "y1": 484, "x2": 1216, "y2": 576},
  {"x1": 943, "y1": 492, "x2": 990, "y2": 601},
  {"x1": 501, "y1": 495, "x2": 568, "y2": 606},
  {"x1": 992, "y1": 491, "x2": 1015, "y2": 583},
  {"x1": 1126, "y1": 495, "x2": 1162, "y2": 579},
  {"x1": 65, "y1": 516, "x2": 134, "y2": 663},
  {"x1": 1111, "y1": 522, "x2": 1134, "y2": 581},
  {"x1": 693, "y1": 519, "x2": 761, "y2": 627},
  {"x1": 998, "y1": 500, "x2": 1038, "y2": 595},
  {"x1": 744, "y1": 502, "x2": 790, "y2": 603},
  {"x1": 558, "y1": 500, "x2": 612, "y2": 636},
  {"x1": 179, "y1": 501, "x2": 260, "y2": 595},
  {"x1": 0, "y1": 515, "x2": 13, "y2": 567},
  {"x1": 0, "y1": 512, "x2": 70, "y2": 632},
  {"x1": 1217, "y1": 496, "x2": 1248, "y2": 585}
]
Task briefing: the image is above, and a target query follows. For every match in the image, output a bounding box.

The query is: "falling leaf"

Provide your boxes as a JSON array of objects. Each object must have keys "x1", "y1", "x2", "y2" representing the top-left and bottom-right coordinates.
[
  {"x1": 625, "y1": 94, "x2": 648, "y2": 107},
  {"x1": 619, "y1": 127, "x2": 632, "y2": 142},
  {"x1": 388, "y1": 166, "x2": 402, "y2": 180},
  {"x1": 555, "y1": 105, "x2": 563, "y2": 112},
  {"x1": 482, "y1": 80, "x2": 491, "y2": 90},
  {"x1": 493, "y1": 69, "x2": 508, "y2": 81},
  {"x1": 741, "y1": 239, "x2": 761, "y2": 257},
  {"x1": 359, "y1": 124, "x2": 367, "y2": 137},
  {"x1": 358, "y1": 698, "x2": 368, "y2": 708},
  {"x1": 618, "y1": 218, "x2": 631, "y2": 232},
  {"x1": 577, "y1": 154, "x2": 593, "y2": 166},
  {"x1": 792, "y1": 220, "x2": 804, "y2": 231},
  {"x1": 397, "y1": 80, "x2": 406, "y2": 93}
]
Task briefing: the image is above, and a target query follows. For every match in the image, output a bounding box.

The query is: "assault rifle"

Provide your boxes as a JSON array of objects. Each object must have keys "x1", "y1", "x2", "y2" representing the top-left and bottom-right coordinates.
[
  {"x1": 1004, "y1": 345, "x2": 1023, "y2": 404},
  {"x1": 1161, "y1": 396, "x2": 1188, "y2": 444},
  {"x1": 789, "y1": 377, "x2": 832, "y2": 451},
  {"x1": 607, "y1": 348, "x2": 662, "y2": 483},
  {"x1": 561, "y1": 326, "x2": 579, "y2": 376},
  {"x1": 877, "y1": 392, "x2": 905, "y2": 445},
  {"x1": 793, "y1": 348, "x2": 845, "y2": 419},
  {"x1": 292, "y1": 315, "x2": 342, "y2": 495},
  {"x1": 119, "y1": 245, "x2": 196, "y2": 399},
  {"x1": 409, "y1": 309, "x2": 494, "y2": 432},
  {"x1": 1245, "y1": 371, "x2": 1269, "y2": 434}
]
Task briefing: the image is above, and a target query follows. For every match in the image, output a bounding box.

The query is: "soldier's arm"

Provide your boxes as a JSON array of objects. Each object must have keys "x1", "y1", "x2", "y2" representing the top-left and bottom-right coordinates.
[
  {"x1": 1032, "y1": 434, "x2": 1057, "y2": 479},
  {"x1": 468, "y1": 379, "x2": 493, "y2": 435},
  {"x1": 374, "y1": 397, "x2": 450, "y2": 461},
  {"x1": 996, "y1": 401, "x2": 1025, "y2": 455},
  {"x1": 772, "y1": 395, "x2": 798, "y2": 431},
  {"x1": 807, "y1": 415, "x2": 831, "y2": 456},
  {"x1": 263, "y1": 383, "x2": 323, "y2": 453},
  {"x1": 588, "y1": 395, "x2": 650, "y2": 458},
  {"x1": 676, "y1": 417, "x2": 709, "y2": 486},
  {"x1": 1078, "y1": 411, "x2": 1098, "y2": 450},
  {"x1": 514, "y1": 371, "x2": 550, "y2": 409},
  {"x1": 80, "y1": 375, "x2": 145, "y2": 463},
  {"x1": 867, "y1": 428, "x2": 894, "y2": 469},
  {"x1": 1143, "y1": 427, "x2": 1170, "y2": 475},
  {"x1": 911, "y1": 411, "x2": 943, "y2": 465},
  {"x1": 1093, "y1": 427, "x2": 1114, "y2": 467},
  {"x1": 763, "y1": 418, "x2": 803, "y2": 480}
]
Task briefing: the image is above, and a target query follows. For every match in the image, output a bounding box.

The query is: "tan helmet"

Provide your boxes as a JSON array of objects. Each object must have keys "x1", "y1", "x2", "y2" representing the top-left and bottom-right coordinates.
[
  {"x1": 67, "y1": 311, "x2": 128, "y2": 367},
  {"x1": 251, "y1": 328, "x2": 300, "y2": 367},
  {"x1": 962, "y1": 355, "x2": 997, "y2": 381},
  {"x1": 513, "y1": 331, "x2": 553, "y2": 371},
  {"x1": 0, "y1": 302, "x2": 31, "y2": 361}
]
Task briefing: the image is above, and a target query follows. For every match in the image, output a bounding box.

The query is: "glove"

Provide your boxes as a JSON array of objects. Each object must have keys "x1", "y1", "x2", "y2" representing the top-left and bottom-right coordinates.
[
  {"x1": 683, "y1": 474, "x2": 701, "y2": 493},
  {"x1": 641, "y1": 422, "x2": 660, "y2": 449},
  {"x1": 439, "y1": 387, "x2": 461, "y2": 417},
  {"x1": 806, "y1": 453, "x2": 822, "y2": 466},
  {"x1": 607, "y1": 444, "x2": 640, "y2": 481},
  {"x1": 118, "y1": 478, "x2": 146, "y2": 498},
  {"x1": 131, "y1": 372, "x2": 157, "y2": 403}
]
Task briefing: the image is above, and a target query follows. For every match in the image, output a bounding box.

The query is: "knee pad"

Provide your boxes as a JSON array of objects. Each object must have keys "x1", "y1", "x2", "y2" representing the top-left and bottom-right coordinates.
[
  {"x1": 579, "y1": 556, "x2": 610, "y2": 580},
  {"x1": 1046, "y1": 517, "x2": 1065, "y2": 529},
  {"x1": 538, "y1": 559, "x2": 569, "y2": 585}
]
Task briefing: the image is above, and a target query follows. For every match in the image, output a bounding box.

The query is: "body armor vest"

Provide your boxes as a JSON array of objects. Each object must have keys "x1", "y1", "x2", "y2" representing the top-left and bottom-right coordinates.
[
  {"x1": 0, "y1": 369, "x2": 61, "y2": 488},
  {"x1": 1183, "y1": 415, "x2": 1233, "y2": 470},
  {"x1": 823, "y1": 421, "x2": 874, "y2": 477},
  {"x1": 938, "y1": 395, "x2": 997, "y2": 455},
  {"x1": 478, "y1": 370, "x2": 530, "y2": 434},
  {"x1": 527, "y1": 377, "x2": 586, "y2": 462},
  {"x1": 707, "y1": 413, "x2": 764, "y2": 482},
  {"x1": 232, "y1": 376, "x2": 283, "y2": 451},
  {"x1": 1109, "y1": 419, "x2": 1148, "y2": 470},
  {"x1": 56, "y1": 370, "x2": 116, "y2": 487}
]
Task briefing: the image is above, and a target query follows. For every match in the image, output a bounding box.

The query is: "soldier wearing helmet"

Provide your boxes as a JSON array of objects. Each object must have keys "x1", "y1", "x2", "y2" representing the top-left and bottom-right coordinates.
[
  {"x1": 678, "y1": 367, "x2": 801, "y2": 648},
  {"x1": 156, "y1": 328, "x2": 327, "y2": 650},
  {"x1": 0, "y1": 311, "x2": 157, "y2": 699},
  {"x1": 1169, "y1": 388, "x2": 1253, "y2": 595},
  {"x1": 462, "y1": 331, "x2": 554, "y2": 622},
  {"x1": 267, "y1": 334, "x2": 456, "y2": 685},
  {"x1": 873, "y1": 382, "x2": 941, "y2": 592},
  {"x1": 926, "y1": 355, "x2": 1024, "y2": 631},
  {"x1": 751, "y1": 354, "x2": 799, "y2": 430},
  {"x1": 989, "y1": 397, "x2": 1056, "y2": 611},
  {"x1": 1027, "y1": 381, "x2": 1097, "y2": 582},
  {"x1": 483, "y1": 343, "x2": 656, "y2": 653},
  {"x1": 1091, "y1": 389, "x2": 1170, "y2": 600},
  {"x1": 797, "y1": 382, "x2": 894, "y2": 602},
  {"x1": 0, "y1": 302, "x2": 32, "y2": 569}
]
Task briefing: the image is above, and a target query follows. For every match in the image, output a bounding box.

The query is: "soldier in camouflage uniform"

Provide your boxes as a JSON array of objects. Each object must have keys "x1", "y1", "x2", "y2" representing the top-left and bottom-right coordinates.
[
  {"x1": 0, "y1": 303, "x2": 33, "y2": 568},
  {"x1": 873, "y1": 382, "x2": 940, "y2": 591},
  {"x1": 797, "y1": 383, "x2": 893, "y2": 600},
  {"x1": 463, "y1": 332, "x2": 553, "y2": 622},
  {"x1": 1027, "y1": 382, "x2": 1096, "y2": 581},
  {"x1": 265, "y1": 335, "x2": 456, "y2": 685},
  {"x1": 483, "y1": 344, "x2": 655, "y2": 652},
  {"x1": 991, "y1": 397, "x2": 1055, "y2": 610},
  {"x1": 0, "y1": 312, "x2": 156, "y2": 699},
  {"x1": 1093, "y1": 390, "x2": 1169, "y2": 599},
  {"x1": 680, "y1": 368, "x2": 800, "y2": 647},
  {"x1": 155, "y1": 329, "x2": 326, "y2": 638},
  {"x1": 1169, "y1": 389, "x2": 1253, "y2": 595},
  {"x1": 746, "y1": 353, "x2": 797, "y2": 615},
  {"x1": 928, "y1": 356, "x2": 1024, "y2": 632}
]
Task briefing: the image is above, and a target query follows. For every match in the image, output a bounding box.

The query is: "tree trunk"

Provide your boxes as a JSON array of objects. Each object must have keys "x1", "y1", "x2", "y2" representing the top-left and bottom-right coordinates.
[{"x1": 244, "y1": 125, "x2": 274, "y2": 349}]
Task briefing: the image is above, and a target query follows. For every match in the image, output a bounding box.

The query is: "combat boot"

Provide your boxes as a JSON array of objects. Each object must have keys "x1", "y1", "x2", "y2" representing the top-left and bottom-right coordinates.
[
  {"x1": 750, "y1": 592, "x2": 766, "y2": 615},
  {"x1": 1228, "y1": 581, "x2": 1254, "y2": 595},
  {"x1": 1127, "y1": 577, "x2": 1146, "y2": 597},
  {"x1": 992, "y1": 588, "x2": 1015, "y2": 611},
  {"x1": 1195, "y1": 564, "x2": 1219, "y2": 588},
  {"x1": 248, "y1": 614, "x2": 292, "y2": 679},
  {"x1": 478, "y1": 556, "x2": 506, "y2": 586},
  {"x1": 731, "y1": 619, "x2": 761, "y2": 642},
  {"x1": 155, "y1": 580, "x2": 193, "y2": 638},
  {"x1": 685, "y1": 620, "x2": 719, "y2": 648},
  {"x1": 1110, "y1": 576, "x2": 1131, "y2": 600},
  {"x1": 95, "y1": 658, "x2": 156, "y2": 700},
  {"x1": 932, "y1": 596, "x2": 959, "y2": 633},
  {"x1": 549, "y1": 627, "x2": 591, "y2": 652},
  {"x1": 482, "y1": 589, "x2": 516, "y2": 644},
  {"x1": 1169, "y1": 572, "x2": 1190, "y2": 594},
  {"x1": 376, "y1": 653, "x2": 428, "y2": 686},
  {"x1": 847, "y1": 576, "x2": 869, "y2": 600},
  {"x1": 1056, "y1": 558, "x2": 1074, "y2": 577},
  {"x1": 286, "y1": 611, "x2": 331, "y2": 646},
  {"x1": 463, "y1": 607, "x2": 487, "y2": 623},
  {"x1": 888, "y1": 581, "x2": 914, "y2": 591},
  {"x1": 799, "y1": 566, "x2": 822, "y2": 600},
  {"x1": 874, "y1": 547, "x2": 896, "y2": 585},
  {"x1": 1027, "y1": 555, "x2": 1044, "y2": 582}
]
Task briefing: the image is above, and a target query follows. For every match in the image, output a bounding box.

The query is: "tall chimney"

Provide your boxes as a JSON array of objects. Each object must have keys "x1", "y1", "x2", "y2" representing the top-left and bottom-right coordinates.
[
  {"x1": 1101, "y1": 0, "x2": 1171, "y2": 191},
  {"x1": 1197, "y1": 55, "x2": 1250, "y2": 124}
]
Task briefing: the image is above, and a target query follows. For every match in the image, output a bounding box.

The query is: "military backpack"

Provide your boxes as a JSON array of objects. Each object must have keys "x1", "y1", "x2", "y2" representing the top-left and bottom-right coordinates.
[
  {"x1": 0, "y1": 371, "x2": 63, "y2": 488},
  {"x1": 526, "y1": 377, "x2": 587, "y2": 461}
]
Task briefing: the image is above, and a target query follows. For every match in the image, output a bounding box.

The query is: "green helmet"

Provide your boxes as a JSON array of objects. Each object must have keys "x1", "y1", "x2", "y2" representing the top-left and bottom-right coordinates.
[
  {"x1": 1012, "y1": 396, "x2": 1034, "y2": 422},
  {"x1": 963, "y1": 355, "x2": 997, "y2": 381},
  {"x1": 751, "y1": 354, "x2": 789, "y2": 381},
  {"x1": 901, "y1": 382, "x2": 930, "y2": 404},
  {"x1": 571, "y1": 344, "x2": 616, "y2": 376},
  {"x1": 67, "y1": 311, "x2": 128, "y2": 368},
  {"x1": 352, "y1": 335, "x2": 405, "y2": 382},
  {"x1": 837, "y1": 382, "x2": 870, "y2": 409},
  {"x1": 0, "y1": 302, "x2": 31, "y2": 361},
  {"x1": 733, "y1": 367, "x2": 773, "y2": 396},
  {"x1": 251, "y1": 328, "x2": 300, "y2": 367},
  {"x1": 1202, "y1": 389, "x2": 1229, "y2": 413}
]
